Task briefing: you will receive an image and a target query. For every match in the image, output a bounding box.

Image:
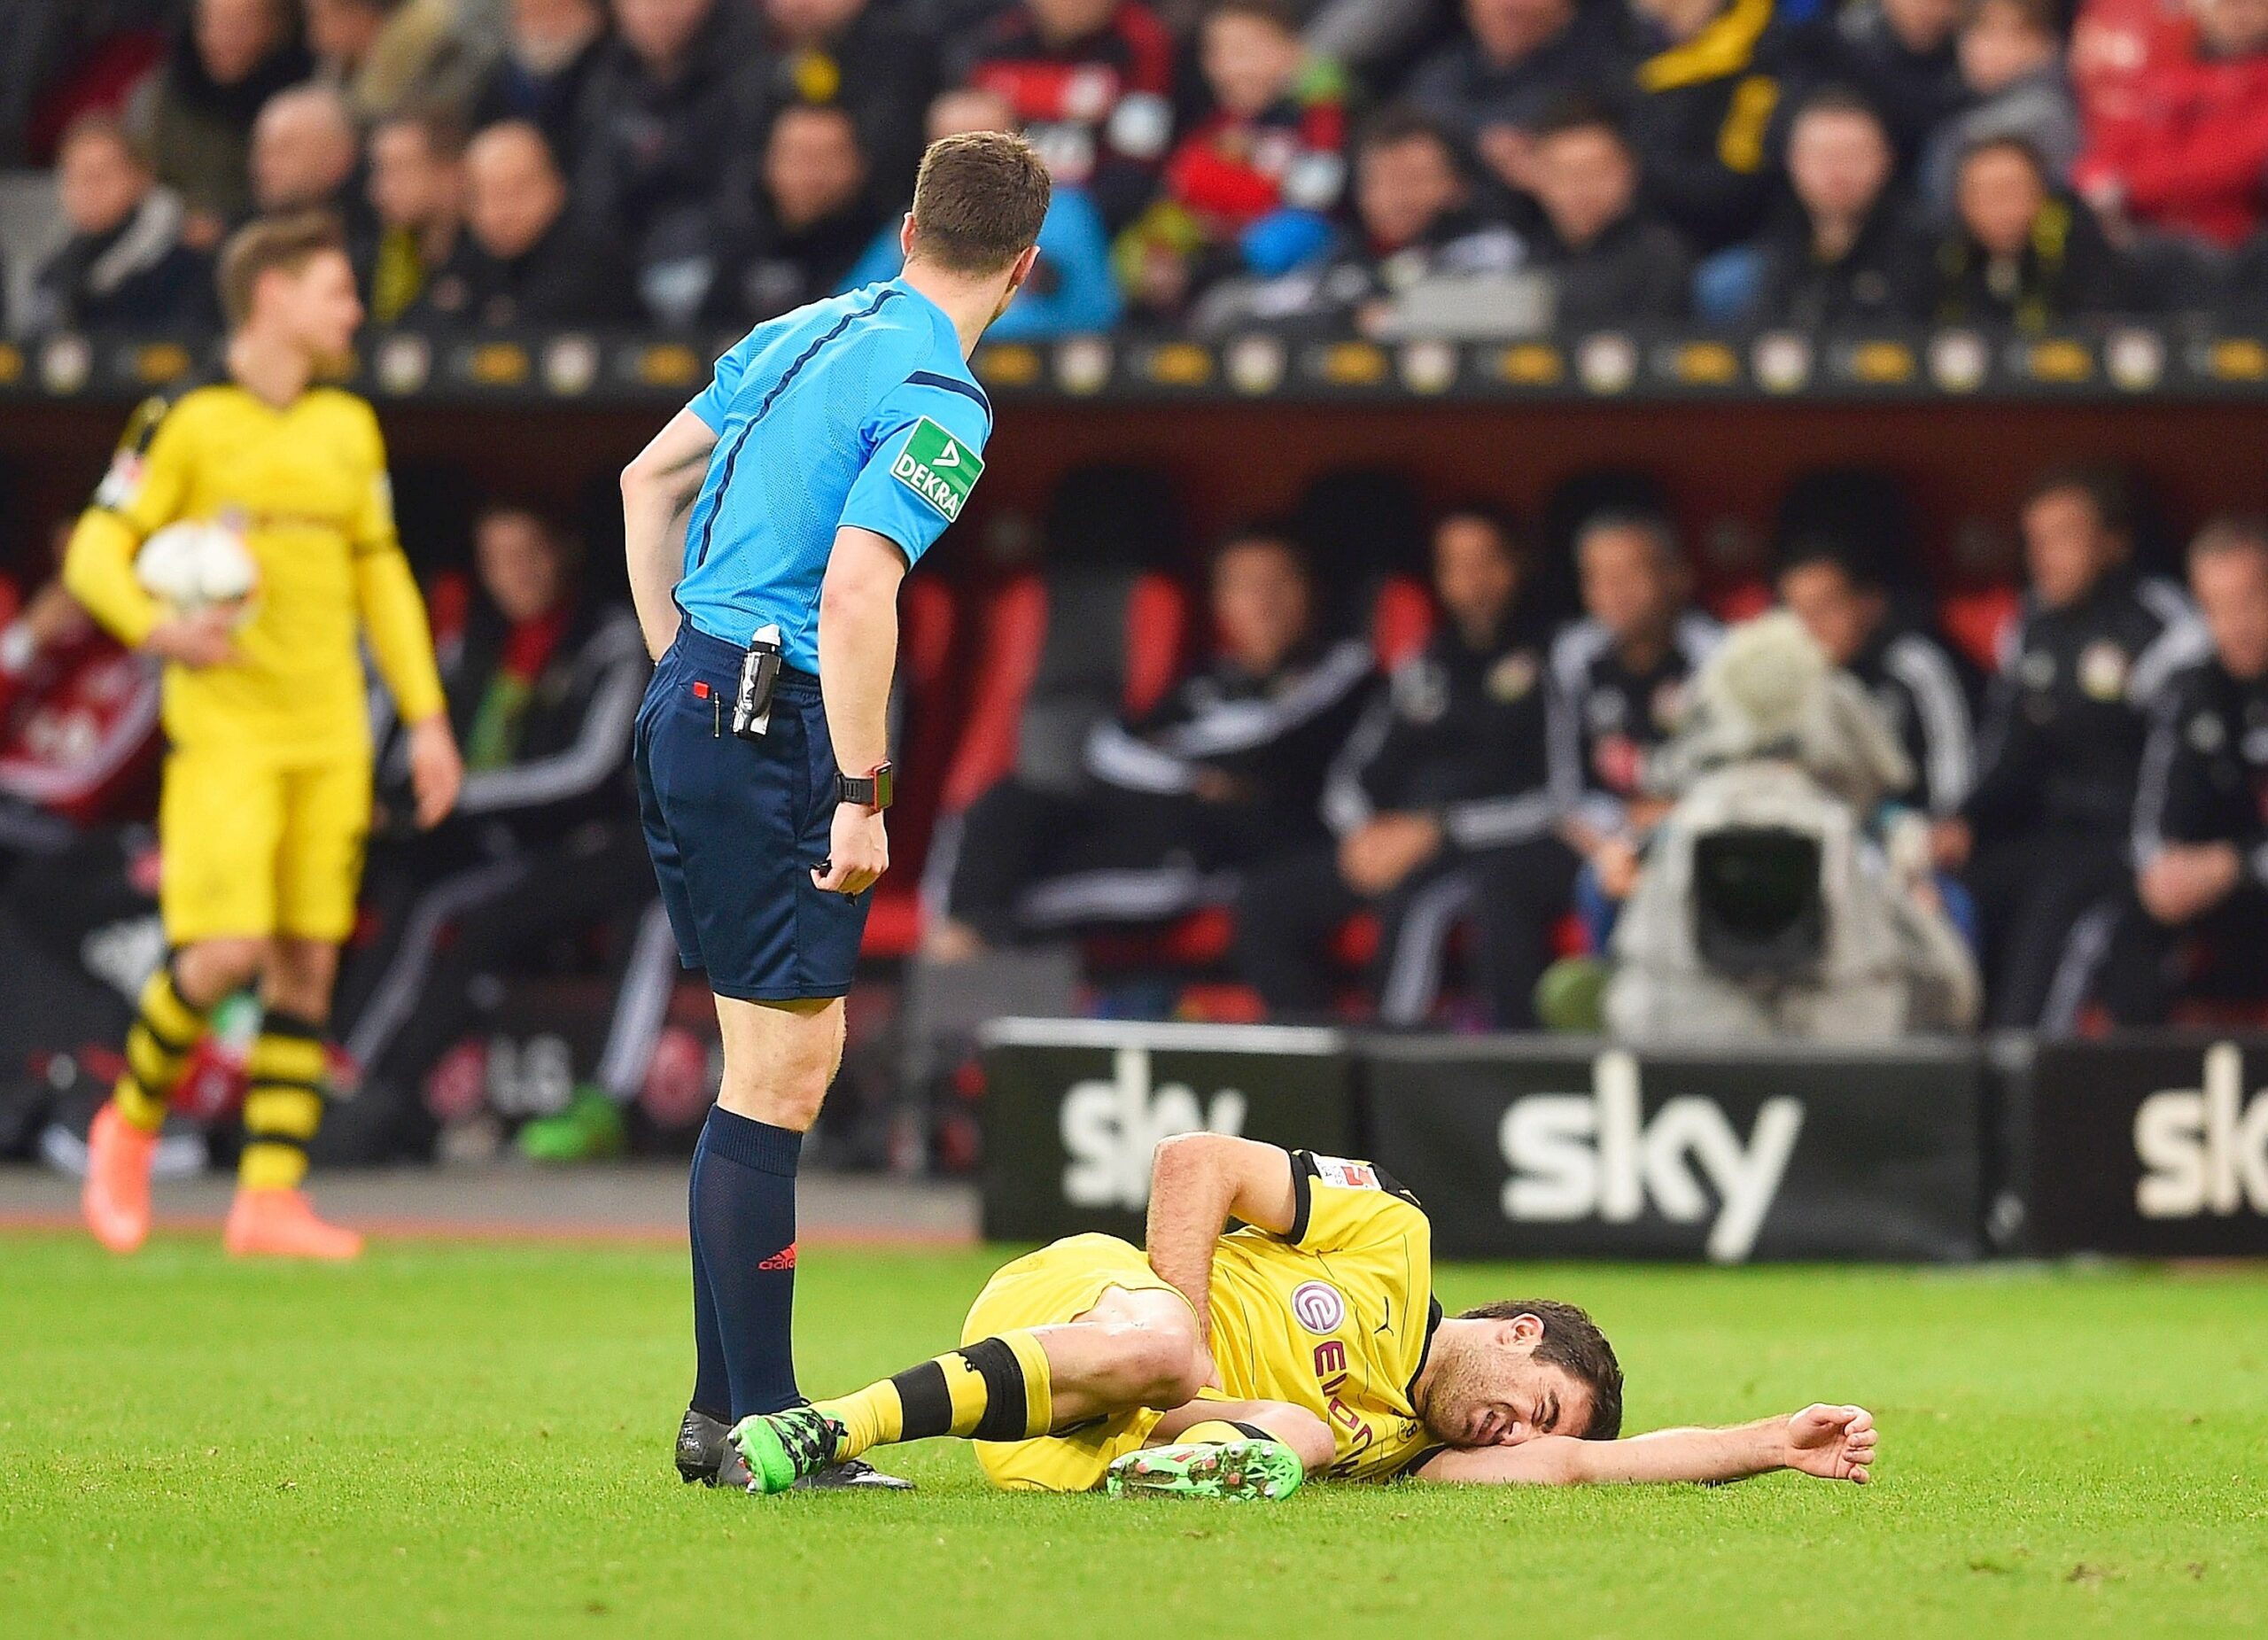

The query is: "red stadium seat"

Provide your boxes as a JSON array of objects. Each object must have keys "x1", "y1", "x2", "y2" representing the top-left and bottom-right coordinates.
[
  {"x1": 879, "y1": 569, "x2": 1192, "y2": 960},
  {"x1": 1706, "y1": 580, "x2": 1774, "y2": 623},
  {"x1": 860, "y1": 576, "x2": 959, "y2": 959},
  {"x1": 1370, "y1": 577, "x2": 1434, "y2": 671},
  {"x1": 1940, "y1": 586, "x2": 2020, "y2": 672},
  {"x1": 939, "y1": 571, "x2": 1051, "y2": 815},
  {"x1": 423, "y1": 571, "x2": 472, "y2": 651}
]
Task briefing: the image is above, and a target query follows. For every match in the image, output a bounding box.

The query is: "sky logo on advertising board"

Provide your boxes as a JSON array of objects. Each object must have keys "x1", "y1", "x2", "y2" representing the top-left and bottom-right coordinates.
[
  {"x1": 1496, "y1": 1050, "x2": 1804, "y2": 1263},
  {"x1": 1060, "y1": 1045, "x2": 1248, "y2": 1210},
  {"x1": 2134, "y1": 1041, "x2": 2268, "y2": 1218}
]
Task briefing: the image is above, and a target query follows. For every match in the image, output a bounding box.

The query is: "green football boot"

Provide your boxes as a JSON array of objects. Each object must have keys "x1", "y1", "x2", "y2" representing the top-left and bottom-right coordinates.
[
  {"x1": 729, "y1": 1406, "x2": 845, "y2": 1496},
  {"x1": 1104, "y1": 1438, "x2": 1306, "y2": 1502}
]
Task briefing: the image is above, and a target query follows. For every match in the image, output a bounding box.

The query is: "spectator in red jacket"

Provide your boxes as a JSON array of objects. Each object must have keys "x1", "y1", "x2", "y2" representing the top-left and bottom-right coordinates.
[
  {"x1": 2075, "y1": 0, "x2": 2268, "y2": 249},
  {"x1": 1117, "y1": 0, "x2": 1347, "y2": 315},
  {"x1": 959, "y1": 0, "x2": 1177, "y2": 230}
]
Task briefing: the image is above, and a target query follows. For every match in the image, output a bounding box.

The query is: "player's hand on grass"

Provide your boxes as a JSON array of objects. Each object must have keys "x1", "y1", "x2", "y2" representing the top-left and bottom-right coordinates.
[
  {"x1": 408, "y1": 715, "x2": 464, "y2": 828},
  {"x1": 143, "y1": 607, "x2": 239, "y2": 668},
  {"x1": 1783, "y1": 1404, "x2": 1876, "y2": 1484},
  {"x1": 814, "y1": 804, "x2": 888, "y2": 896}
]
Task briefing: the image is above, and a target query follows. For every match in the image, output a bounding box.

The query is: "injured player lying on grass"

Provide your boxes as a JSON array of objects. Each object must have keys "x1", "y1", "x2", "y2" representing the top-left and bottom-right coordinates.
[{"x1": 727, "y1": 1136, "x2": 1878, "y2": 1499}]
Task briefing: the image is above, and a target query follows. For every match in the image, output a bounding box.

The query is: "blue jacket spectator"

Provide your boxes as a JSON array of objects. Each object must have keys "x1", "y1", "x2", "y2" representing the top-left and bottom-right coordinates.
[{"x1": 837, "y1": 88, "x2": 1123, "y2": 338}]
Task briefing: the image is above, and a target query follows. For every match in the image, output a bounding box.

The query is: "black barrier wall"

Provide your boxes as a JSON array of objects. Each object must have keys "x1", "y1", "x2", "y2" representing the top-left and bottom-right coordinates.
[
  {"x1": 980, "y1": 1019, "x2": 1355, "y2": 1243},
  {"x1": 1363, "y1": 1038, "x2": 1983, "y2": 1263},
  {"x1": 2023, "y1": 1037, "x2": 2268, "y2": 1256},
  {"x1": 978, "y1": 1022, "x2": 2268, "y2": 1260}
]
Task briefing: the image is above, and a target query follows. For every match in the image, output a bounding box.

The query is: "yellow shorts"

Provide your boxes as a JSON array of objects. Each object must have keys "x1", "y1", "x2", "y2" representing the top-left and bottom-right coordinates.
[
  {"x1": 159, "y1": 746, "x2": 371, "y2": 944},
  {"x1": 960, "y1": 1232, "x2": 1208, "y2": 1493}
]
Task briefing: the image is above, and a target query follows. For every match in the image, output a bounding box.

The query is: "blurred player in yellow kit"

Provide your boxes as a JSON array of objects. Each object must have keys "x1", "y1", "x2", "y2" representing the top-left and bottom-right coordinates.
[{"x1": 63, "y1": 213, "x2": 463, "y2": 1259}]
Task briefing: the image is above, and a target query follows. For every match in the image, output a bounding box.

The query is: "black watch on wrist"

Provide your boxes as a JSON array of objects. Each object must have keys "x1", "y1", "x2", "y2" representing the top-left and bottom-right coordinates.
[{"x1": 835, "y1": 762, "x2": 894, "y2": 812}]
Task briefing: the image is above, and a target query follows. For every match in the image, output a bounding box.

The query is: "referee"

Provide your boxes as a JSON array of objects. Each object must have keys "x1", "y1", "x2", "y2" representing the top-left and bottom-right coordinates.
[{"x1": 619, "y1": 132, "x2": 1049, "y2": 1490}]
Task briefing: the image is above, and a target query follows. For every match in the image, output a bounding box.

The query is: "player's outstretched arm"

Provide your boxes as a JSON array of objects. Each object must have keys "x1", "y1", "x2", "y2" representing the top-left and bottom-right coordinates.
[
  {"x1": 620, "y1": 408, "x2": 719, "y2": 661},
  {"x1": 1144, "y1": 1135, "x2": 1300, "y2": 1337},
  {"x1": 1410, "y1": 1405, "x2": 1877, "y2": 1488}
]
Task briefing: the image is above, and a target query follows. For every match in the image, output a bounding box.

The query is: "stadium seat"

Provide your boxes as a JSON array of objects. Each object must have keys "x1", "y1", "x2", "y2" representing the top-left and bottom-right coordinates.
[
  {"x1": 890, "y1": 566, "x2": 1192, "y2": 960},
  {"x1": 1370, "y1": 576, "x2": 1434, "y2": 671},
  {"x1": 1940, "y1": 586, "x2": 2020, "y2": 672},
  {"x1": 861, "y1": 576, "x2": 960, "y2": 959}
]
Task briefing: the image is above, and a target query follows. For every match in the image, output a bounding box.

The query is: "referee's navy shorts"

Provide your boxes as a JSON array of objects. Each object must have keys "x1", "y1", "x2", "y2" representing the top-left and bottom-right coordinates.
[{"x1": 633, "y1": 626, "x2": 869, "y2": 1001}]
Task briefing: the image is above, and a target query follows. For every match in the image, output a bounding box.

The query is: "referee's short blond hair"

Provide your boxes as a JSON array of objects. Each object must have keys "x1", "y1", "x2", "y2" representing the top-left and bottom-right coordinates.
[{"x1": 907, "y1": 130, "x2": 1051, "y2": 276}]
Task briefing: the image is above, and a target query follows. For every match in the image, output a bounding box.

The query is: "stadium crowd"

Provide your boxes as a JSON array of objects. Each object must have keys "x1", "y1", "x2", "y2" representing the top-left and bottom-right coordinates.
[{"x1": 7, "y1": 0, "x2": 2268, "y2": 338}]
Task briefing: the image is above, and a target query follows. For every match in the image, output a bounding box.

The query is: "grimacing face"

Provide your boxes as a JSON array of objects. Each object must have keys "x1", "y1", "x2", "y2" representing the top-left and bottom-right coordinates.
[{"x1": 1418, "y1": 1315, "x2": 1596, "y2": 1449}]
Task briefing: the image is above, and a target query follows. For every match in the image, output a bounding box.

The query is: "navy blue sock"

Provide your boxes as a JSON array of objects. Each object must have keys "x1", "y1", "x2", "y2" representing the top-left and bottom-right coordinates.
[
  {"x1": 688, "y1": 1108, "x2": 804, "y2": 1419},
  {"x1": 685, "y1": 1133, "x2": 731, "y2": 1420}
]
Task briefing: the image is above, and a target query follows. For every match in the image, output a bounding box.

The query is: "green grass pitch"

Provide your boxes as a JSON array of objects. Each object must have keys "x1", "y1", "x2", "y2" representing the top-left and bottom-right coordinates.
[{"x1": 2, "y1": 1235, "x2": 2264, "y2": 1637}]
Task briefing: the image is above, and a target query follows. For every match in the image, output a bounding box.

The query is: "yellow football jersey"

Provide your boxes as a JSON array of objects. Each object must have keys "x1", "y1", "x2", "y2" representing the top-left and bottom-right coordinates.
[
  {"x1": 63, "y1": 380, "x2": 445, "y2": 760},
  {"x1": 1205, "y1": 1151, "x2": 1441, "y2": 1482}
]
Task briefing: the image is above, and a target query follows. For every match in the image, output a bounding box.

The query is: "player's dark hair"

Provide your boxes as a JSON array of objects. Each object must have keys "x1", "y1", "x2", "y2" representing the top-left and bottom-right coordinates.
[
  {"x1": 1461, "y1": 1299, "x2": 1625, "y2": 1441},
  {"x1": 2024, "y1": 462, "x2": 2137, "y2": 541},
  {"x1": 217, "y1": 211, "x2": 349, "y2": 330},
  {"x1": 909, "y1": 129, "x2": 1051, "y2": 275}
]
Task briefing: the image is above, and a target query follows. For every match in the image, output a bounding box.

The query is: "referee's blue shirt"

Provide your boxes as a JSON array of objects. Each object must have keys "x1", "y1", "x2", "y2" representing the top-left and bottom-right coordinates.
[{"x1": 675, "y1": 278, "x2": 992, "y2": 672}]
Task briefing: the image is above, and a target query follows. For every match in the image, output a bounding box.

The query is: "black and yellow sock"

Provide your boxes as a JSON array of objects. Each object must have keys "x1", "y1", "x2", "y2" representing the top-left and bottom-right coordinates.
[
  {"x1": 812, "y1": 1332, "x2": 1054, "y2": 1461},
  {"x1": 238, "y1": 1010, "x2": 328, "y2": 1192},
  {"x1": 110, "y1": 959, "x2": 214, "y2": 1133}
]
